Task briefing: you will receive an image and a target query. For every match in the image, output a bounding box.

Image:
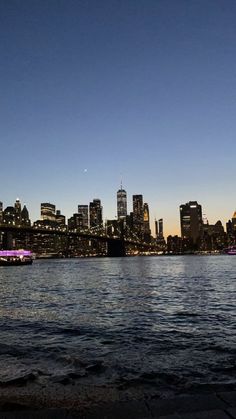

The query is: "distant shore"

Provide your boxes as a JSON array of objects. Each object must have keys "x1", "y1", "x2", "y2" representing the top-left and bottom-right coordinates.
[{"x1": 34, "y1": 251, "x2": 234, "y2": 259}]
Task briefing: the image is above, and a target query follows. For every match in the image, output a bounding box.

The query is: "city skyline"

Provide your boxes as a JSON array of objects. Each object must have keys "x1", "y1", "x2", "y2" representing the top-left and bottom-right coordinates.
[
  {"x1": 1, "y1": 0, "x2": 236, "y2": 236},
  {"x1": 1, "y1": 191, "x2": 235, "y2": 239}
]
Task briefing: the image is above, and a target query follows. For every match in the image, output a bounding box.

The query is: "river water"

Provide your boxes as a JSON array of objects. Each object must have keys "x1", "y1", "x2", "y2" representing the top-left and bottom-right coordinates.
[{"x1": 0, "y1": 256, "x2": 235, "y2": 402}]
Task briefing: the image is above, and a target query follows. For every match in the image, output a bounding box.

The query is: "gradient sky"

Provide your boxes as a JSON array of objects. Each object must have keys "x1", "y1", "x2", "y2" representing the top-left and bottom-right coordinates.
[{"x1": 1, "y1": 0, "x2": 236, "y2": 236}]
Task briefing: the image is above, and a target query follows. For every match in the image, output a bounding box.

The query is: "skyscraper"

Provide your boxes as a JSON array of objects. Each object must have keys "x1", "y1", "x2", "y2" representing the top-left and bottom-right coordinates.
[
  {"x1": 133, "y1": 195, "x2": 143, "y2": 238},
  {"x1": 14, "y1": 198, "x2": 22, "y2": 225},
  {"x1": 133, "y1": 195, "x2": 143, "y2": 223},
  {"x1": 226, "y1": 211, "x2": 236, "y2": 245},
  {"x1": 232, "y1": 211, "x2": 236, "y2": 232},
  {"x1": 0, "y1": 202, "x2": 3, "y2": 224},
  {"x1": 89, "y1": 199, "x2": 103, "y2": 228},
  {"x1": 143, "y1": 202, "x2": 151, "y2": 242},
  {"x1": 117, "y1": 185, "x2": 127, "y2": 219},
  {"x1": 158, "y1": 219, "x2": 164, "y2": 239},
  {"x1": 41, "y1": 203, "x2": 56, "y2": 221},
  {"x1": 78, "y1": 205, "x2": 89, "y2": 229},
  {"x1": 21, "y1": 204, "x2": 31, "y2": 226},
  {"x1": 154, "y1": 219, "x2": 158, "y2": 237},
  {"x1": 55, "y1": 210, "x2": 66, "y2": 226},
  {"x1": 180, "y1": 201, "x2": 203, "y2": 244},
  {"x1": 226, "y1": 219, "x2": 233, "y2": 236}
]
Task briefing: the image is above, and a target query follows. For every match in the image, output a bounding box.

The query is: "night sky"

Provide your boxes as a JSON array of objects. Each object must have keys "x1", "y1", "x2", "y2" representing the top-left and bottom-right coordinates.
[{"x1": 1, "y1": 0, "x2": 236, "y2": 236}]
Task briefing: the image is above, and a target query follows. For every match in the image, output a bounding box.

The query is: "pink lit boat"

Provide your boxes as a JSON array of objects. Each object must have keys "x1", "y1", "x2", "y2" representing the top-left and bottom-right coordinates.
[
  {"x1": 0, "y1": 250, "x2": 33, "y2": 266},
  {"x1": 226, "y1": 246, "x2": 236, "y2": 255}
]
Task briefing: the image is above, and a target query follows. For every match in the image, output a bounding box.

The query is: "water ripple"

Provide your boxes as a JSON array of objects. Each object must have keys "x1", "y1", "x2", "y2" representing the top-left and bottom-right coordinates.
[{"x1": 0, "y1": 255, "x2": 235, "y2": 393}]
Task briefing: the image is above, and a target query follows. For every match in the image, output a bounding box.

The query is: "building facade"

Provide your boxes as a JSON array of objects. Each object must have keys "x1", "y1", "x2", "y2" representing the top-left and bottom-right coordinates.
[
  {"x1": 180, "y1": 201, "x2": 203, "y2": 246},
  {"x1": 55, "y1": 210, "x2": 66, "y2": 226},
  {"x1": 232, "y1": 211, "x2": 236, "y2": 232},
  {"x1": 117, "y1": 187, "x2": 127, "y2": 219},
  {"x1": 0, "y1": 202, "x2": 3, "y2": 224},
  {"x1": 143, "y1": 202, "x2": 151, "y2": 242},
  {"x1": 41, "y1": 203, "x2": 56, "y2": 221},
  {"x1": 21, "y1": 205, "x2": 31, "y2": 226},
  {"x1": 14, "y1": 198, "x2": 22, "y2": 225},
  {"x1": 78, "y1": 205, "x2": 89, "y2": 229},
  {"x1": 158, "y1": 218, "x2": 164, "y2": 239},
  {"x1": 132, "y1": 194, "x2": 143, "y2": 238},
  {"x1": 89, "y1": 199, "x2": 103, "y2": 229}
]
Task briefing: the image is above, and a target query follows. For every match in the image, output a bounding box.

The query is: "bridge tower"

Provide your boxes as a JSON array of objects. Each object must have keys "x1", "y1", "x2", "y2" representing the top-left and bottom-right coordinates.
[
  {"x1": 107, "y1": 238, "x2": 126, "y2": 257},
  {"x1": 2, "y1": 231, "x2": 14, "y2": 250},
  {"x1": 107, "y1": 214, "x2": 126, "y2": 257}
]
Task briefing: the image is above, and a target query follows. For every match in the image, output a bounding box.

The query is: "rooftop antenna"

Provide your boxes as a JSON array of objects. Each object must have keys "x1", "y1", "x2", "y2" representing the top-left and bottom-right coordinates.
[{"x1": 120, "y1": 173, "x2": 123, "y2": 190}]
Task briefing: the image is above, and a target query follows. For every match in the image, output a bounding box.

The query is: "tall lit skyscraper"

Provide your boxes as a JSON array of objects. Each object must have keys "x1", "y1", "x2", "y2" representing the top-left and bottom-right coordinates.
[
  {"x1": 117, "y1": 185, "x2": 127, "y2": 219},
  {"x1": 143, "y1": 202, "x2": 151, "y2": 241},
  {"x1": 133, "y1": 194, "x2": 143, "y2": 238},
  {"x1": 89, "y1": 199, "x2": 103, "y2": 228},
  {"x1": 133, "y1": 195, "x2": 143, "y2": 223},
  {"x1": 78, "y1": 205, "x2": 89, "y2": 229},
  {"x1": 180, "y1": 201, "x2": 203, "y2": 244}
]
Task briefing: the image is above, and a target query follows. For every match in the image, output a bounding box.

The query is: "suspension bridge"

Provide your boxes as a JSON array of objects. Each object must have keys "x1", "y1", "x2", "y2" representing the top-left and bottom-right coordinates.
[{"x1": 0, "y1": 224, "x2": 160, "y2": 257}]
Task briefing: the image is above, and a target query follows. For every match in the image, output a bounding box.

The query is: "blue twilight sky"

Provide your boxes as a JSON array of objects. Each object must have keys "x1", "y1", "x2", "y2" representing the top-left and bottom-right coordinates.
[{"x1": 1, "y1": 0, "x2": 236, "y2": 236}]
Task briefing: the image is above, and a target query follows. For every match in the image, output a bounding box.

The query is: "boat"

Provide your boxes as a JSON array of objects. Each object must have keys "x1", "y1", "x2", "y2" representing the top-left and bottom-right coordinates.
[
  {"x1": 0, "y1": 250, "x2": 33, "y2": 266},
  {"x1": 225, "y1": 246, "x2": 236, "y2": 255}
]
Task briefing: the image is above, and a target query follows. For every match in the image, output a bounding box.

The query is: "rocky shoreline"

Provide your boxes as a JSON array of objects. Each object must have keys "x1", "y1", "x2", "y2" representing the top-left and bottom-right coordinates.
[{"x1": 0, "y1": 382, "x2": 235, "y2": 418}]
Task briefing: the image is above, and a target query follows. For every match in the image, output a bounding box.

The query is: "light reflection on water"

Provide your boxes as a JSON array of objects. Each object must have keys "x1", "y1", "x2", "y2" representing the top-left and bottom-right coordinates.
[{"x1": 0, "y1": 255, "x2": 235, "y2": 394}]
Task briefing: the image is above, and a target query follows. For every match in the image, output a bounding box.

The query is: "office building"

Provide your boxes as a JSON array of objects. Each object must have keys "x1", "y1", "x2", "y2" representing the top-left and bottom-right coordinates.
[
  {"x1": 3, "y1": 206, "x2": 15, "y2": 225},
  {"x1": 158, "y1": 219, "x2": 164, "y2": 239},
  {"x1": 89, "y1": 199, "x2": 103, "y2": 228},
  {"x1": 226, "y1": 219, "x2": 233, "y2": 236},
  {"x1": 14, "y1": 198, "x2": 22, "y2": 225},
  {"x1": 133, "y1": 195, "x2": 143, "y2": 238},
  {"x1": 21, "y1": 205, "x2": 31, "y2": 226},
  {"x1": 68, "y1": 213, "x2": 81, "y2": 229},
  {"x1": 156, "y1": 218, "x2": 165, "y2": 247},
  {"x1": 0, "y1": 202, "x2": 3, "y2": 223},
  {"x1": 180, "y1": 201, "x2": 203, "y2": 244},
  {"x1": 133, "y1": 195, "x2": 143, "y2": 223},
  {"x1": 117, "y1": 186, "x2": 127, "y2": 219},
  {"x1": 167, "y1": 235, "x2": 183, "y2": 254},
  {"x1": 143, "y1": 202, "x2": 151, "y2": 242},
  {"x1": 232, "y1": 211, "x2": 236, "y2": 231},
  {"x1": 78, "y1": 205, "x2": 89, "y2": 229},
  {"x1": 202, "y1": 220, "x2": 226, "y2": 250},
  {"x1": 56, "y1": 210, "x2": 66, "y2": 226},
  {"x1": 41, "y1": 203, "x2": 56, "y2": 221},
  {"x1": 155, "y1": 219, "x2": 158, "y2": 238}
]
